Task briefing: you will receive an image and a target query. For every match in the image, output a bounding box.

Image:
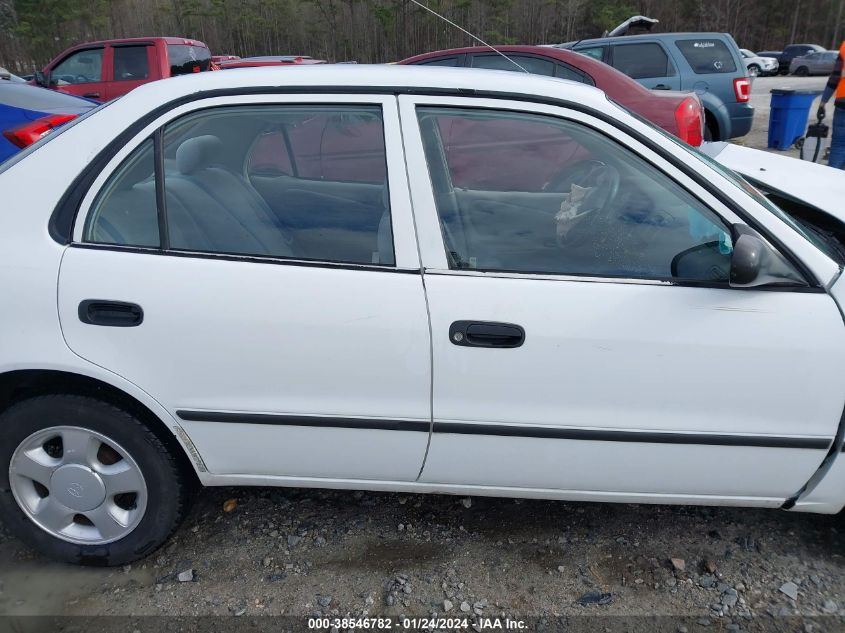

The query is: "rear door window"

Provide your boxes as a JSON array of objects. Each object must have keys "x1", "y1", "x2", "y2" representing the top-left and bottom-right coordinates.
[
  {"x1": 470, "y1": 54, "x2": 555, "y2": 76},
  {"x1": 113, "y1": 46, "x2": 150, "y2": 81},
  {"x1": 167, "y1": 44, "x2": 211, "y2": 76},
  {"x1": 576, "y1": 46, "x2": 606, "y2": 62},
  {"x1": 418, "y1": 56, "x2": 462, "y2": 67},
  {"x1": 611, "y1": 43, "x2": 673, "y2": 79},
  {"x1": 675, "y1": 39, "x2": 738, "y2": 74},
  {"x1": 554, "y1": 63, "x2": 594, "y2": 85}
]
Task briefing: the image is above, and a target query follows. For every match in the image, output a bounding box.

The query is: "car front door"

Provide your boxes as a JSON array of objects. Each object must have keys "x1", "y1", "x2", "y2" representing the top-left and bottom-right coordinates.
[
  {"x1": 57, "y1": 94, "x2": 431, "y2": 482},
  {"x1": 398, "y1": 95, "x2": 845, "y2": 504},
  {"x1": 47, "y1": 47, "x2": 106, "y2": 100}
]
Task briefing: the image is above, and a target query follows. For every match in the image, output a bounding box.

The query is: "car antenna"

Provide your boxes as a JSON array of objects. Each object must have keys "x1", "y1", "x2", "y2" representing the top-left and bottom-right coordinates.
[{"x1": 406, "y1": 0, "x2": 529, "y2": 73}]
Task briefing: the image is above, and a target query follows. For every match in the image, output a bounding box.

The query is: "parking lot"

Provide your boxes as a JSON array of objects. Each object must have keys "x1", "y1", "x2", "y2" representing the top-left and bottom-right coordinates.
[
  {"x1": 2, "y1": 73, "x2": 845, "y2": 632},
  {"x1": 745, "y1": 75, "x2": 828, "y2": 158},
  {"x1": 1, "y1": 60, "x2": 844, "y2": 633}
]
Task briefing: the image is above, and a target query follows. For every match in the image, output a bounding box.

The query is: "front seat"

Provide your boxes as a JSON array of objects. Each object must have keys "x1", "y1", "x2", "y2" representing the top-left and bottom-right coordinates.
[{"x1": 165, "y1": 135, "x2": 296, "y2": 258}]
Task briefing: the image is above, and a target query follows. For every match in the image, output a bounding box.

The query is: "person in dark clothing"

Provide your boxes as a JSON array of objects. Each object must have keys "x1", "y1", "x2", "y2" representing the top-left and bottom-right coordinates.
[{"x1": 818, "y1": 42, "x2": 845, "y2": 169}]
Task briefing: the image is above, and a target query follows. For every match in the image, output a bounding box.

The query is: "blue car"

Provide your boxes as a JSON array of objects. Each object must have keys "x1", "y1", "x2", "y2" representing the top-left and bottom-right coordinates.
[
  {"x1": 558, "y1": 32, "x2": 754, "y2": 142},
  {"x1": 1, "y1": 82, "x2": 96, "y2": 162}
]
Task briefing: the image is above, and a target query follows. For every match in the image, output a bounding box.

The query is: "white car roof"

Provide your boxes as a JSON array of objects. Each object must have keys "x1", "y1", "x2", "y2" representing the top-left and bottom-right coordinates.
[{"x1": 125, "y1": 64, "x2": 609, "y2": 109}]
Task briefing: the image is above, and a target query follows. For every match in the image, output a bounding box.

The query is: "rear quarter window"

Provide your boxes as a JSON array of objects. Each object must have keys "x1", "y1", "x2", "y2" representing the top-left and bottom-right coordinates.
[
  {"x1": 676, "y1": 39, "x2": 738, "y2": 74},
  {"x1": 167, "y1": 44, "x2": 211, "y2": 76}
]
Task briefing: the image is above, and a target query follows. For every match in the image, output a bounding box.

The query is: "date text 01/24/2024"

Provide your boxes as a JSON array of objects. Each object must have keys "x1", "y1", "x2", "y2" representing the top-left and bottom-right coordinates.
[{"x1": 307, "y1": 617, "x2": 528, "y2": 630}]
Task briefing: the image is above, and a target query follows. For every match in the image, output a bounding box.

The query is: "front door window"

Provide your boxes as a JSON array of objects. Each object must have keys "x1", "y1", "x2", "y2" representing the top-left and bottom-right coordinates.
[{"x1": 417, "y1": 107, "x2": 733, "y2": 281}]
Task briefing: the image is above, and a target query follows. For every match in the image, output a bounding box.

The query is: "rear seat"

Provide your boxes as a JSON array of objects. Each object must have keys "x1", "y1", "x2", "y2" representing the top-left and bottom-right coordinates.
[
  {"x1": 165, "y1": 135, "x2": 295, "y2": 257},
  {"x1": 91, "y1": 134, "x2": 395, "y2": 265}
]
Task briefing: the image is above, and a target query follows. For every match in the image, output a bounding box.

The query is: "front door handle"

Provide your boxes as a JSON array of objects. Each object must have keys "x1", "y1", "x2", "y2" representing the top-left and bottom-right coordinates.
[
  {"x1": 450, "y1": 321, "x2": 525, "y2": 348},
  {"x1": 78, "y1": 300, "x2": 143, "y2": 327},
  {"x1": 82, "y1": 92, "x2": 100, "y2": 98}
]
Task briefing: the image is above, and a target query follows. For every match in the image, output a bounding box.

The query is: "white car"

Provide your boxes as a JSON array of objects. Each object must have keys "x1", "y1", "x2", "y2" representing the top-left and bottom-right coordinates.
[
  {"x1": 703, "y1": 142, "x2": 845, "y2": 253},
  {"x1": 739, "y1": 49, "x2": 779, "y2": 76},
  {"x1": 1, "y1": 66, "x2": 844, "y2": 566}
]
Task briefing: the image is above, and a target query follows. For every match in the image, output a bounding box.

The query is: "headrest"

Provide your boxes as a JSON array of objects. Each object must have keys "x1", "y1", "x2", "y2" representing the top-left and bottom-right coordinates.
[{"x1": 176, "y1": 135, "x2": 224, "y2": 175}]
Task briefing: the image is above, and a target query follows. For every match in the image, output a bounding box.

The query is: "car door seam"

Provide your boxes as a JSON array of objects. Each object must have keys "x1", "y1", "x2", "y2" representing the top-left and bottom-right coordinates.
[
  {"x1": 395, "y1": 94, "x2": 436, "y2": 482},
  {"x1": 783, "y1": 290, "x2": 845, "y2": 508}
]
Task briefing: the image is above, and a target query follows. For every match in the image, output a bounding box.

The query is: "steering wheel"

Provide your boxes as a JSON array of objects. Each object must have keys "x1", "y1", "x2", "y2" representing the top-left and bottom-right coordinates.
[{"x1": 543, "y1": 159, "x2": 621, "y2": 247}]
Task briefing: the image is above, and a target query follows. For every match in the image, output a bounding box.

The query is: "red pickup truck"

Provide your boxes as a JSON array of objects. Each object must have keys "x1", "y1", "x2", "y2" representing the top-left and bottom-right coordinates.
[{"x1": 34, "y1": 37, "x2": 211, "y2": 102}]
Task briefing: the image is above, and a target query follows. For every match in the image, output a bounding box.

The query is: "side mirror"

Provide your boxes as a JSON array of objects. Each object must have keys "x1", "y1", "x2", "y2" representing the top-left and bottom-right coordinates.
[
  {"x1": 671, "y1": 224, "x2": 808, "y2": 288},
  {"x1": 34, "y1": 70, "x2": 49, "y2": 87},
  {"x1": 729, "y1": 224, "x2": 807, "y2": 288},
  {"x1": 729, "y1": 233, "x2": 763, "y2": 285}
]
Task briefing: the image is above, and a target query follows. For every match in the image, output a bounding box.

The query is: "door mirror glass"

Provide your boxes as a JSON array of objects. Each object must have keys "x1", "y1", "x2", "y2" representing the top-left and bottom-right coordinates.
[{"x1": 670, "y1": 241, "x2": 732, "y2": 282}]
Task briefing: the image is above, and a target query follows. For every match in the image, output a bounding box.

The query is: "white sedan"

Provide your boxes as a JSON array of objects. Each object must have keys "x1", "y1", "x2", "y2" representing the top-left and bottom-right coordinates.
[{"x1": 1, "y1": 66, "x2": 844, "y2": 566}]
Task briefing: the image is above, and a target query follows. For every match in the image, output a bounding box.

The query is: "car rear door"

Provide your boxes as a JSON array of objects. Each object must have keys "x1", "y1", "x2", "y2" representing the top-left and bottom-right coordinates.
[
  {"x1": 609, "y1": 41, "x2": 680, "y2": 90},
  {"x1": 57, "y1": 93, "x2": 432, "y2": 482},
  {"x1": 398, "y1": 93, "x2": 845, "y2": 504},
  {"x1": 104, "y1": 43, "x2": 156, "y2": 100}
]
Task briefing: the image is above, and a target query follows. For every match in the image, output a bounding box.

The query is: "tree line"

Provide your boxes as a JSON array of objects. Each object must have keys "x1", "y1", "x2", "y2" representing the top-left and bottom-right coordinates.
[{"x1": 1, "y1": 0, "x2": 844, "y2": 73}]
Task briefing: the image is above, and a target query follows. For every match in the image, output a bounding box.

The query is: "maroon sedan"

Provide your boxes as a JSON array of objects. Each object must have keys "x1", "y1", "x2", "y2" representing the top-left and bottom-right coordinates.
[{"x1": 400, "y1": 45, "x2": 704, "y2": 146}]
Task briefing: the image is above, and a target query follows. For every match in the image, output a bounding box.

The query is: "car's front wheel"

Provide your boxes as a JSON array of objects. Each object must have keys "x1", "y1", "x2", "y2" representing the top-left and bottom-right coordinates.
[
  {"x1": 793, "y1": 66, "x2": 809, "y2": 76},
  {"x1": 748, "y1": 64, "x2": 760, "y2": 77},
  {"x1": 0, "y1": 394, "x2": 190, "y2": 566}
]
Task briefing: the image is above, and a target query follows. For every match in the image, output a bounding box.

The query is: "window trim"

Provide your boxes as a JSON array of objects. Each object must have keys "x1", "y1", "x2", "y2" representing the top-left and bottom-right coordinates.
[
  {"x1": 52, "y1": 86, "x2": 831, "y2": 287},
  {"x1": 71, "y1": 93, "x2": 421, "y2": 271}
]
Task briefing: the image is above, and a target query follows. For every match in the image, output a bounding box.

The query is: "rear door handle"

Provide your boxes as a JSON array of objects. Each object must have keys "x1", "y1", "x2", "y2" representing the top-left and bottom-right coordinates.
[
  {"x1": 82, "y1": 92, "x2": 100, "y2": 98},
  {"x1": 652, "y1": 84, "x2": 671, "y2": 90},
  {"x1": 450, "y1": 321, "x2": 525, "y2": 348},
  {"x1": 78, "y1": 300, "x2": 143, "y2": 327}
]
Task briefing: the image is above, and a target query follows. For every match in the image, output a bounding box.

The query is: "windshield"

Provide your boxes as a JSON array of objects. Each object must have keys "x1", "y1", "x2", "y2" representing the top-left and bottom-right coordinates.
[
  {"x1": 0, "y1": 98, "x2": 114, "y2": 173},
  {"x1": 619, "y1": 103, "x2": 841, "y2": 264}
]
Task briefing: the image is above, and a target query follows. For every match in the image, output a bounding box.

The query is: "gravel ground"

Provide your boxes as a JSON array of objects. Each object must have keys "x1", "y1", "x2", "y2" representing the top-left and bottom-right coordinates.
[
  {"x1": 1, "y1": 74, "x2": 844, "y2": 632},
  {"x1": 1, "y1": 487, "x2": 844, "y2": 629}
]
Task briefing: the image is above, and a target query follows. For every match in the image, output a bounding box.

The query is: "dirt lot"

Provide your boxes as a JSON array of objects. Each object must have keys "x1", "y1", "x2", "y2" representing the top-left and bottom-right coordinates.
[{"x1": 1, "y1": 75, "x2": 845, "y2": 632}]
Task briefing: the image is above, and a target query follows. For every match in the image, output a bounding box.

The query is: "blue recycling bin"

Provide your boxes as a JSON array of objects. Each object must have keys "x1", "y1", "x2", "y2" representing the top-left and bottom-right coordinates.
[{"x1": 768, "y1": 88, "x2": 821, "y2": 150}]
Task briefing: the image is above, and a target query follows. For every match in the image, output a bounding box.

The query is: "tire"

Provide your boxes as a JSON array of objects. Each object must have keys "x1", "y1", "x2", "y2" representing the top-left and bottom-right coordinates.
[
  {"x1": 748, "y1": 64, "x2": 760, "y2": 77},
  {"x1": 0, "y1": 394, "x2": 189, "y2": 566},
  {"x1": 794, "y1": 66, "x2": 809, "y2": 76},
  {"x1": 704, "y1": 123, "x2": 716, "y2": 142}
]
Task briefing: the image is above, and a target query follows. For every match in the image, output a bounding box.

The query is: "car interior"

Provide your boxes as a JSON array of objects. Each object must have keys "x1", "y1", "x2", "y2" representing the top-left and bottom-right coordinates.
[
  {"x1": 87, "y1": 105, "x2": 733, "y2": 281},
  {"x1": 87, "y1": 106, "x2": 395, "y2": 266},
  {"x1": 416, "y1": 108, "x2": 733, "y2": 281}
]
